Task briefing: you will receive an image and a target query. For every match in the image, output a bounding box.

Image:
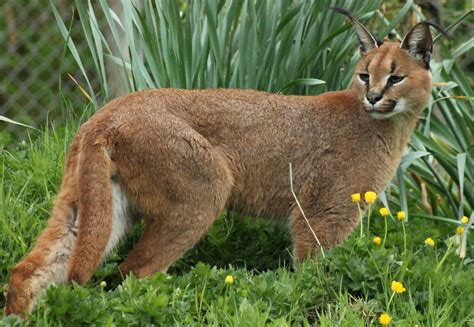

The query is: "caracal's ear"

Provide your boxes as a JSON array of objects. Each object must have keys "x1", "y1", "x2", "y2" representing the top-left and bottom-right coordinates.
[
  {"x1": 400, "y1": 21, "x2": 448, "y2": 69},
  {"x1": 331, "y1": 7, "x2": 379, "y2": 55},
  {"x1": 400, "y1": 22, "x2": 433, "y2": 68}
]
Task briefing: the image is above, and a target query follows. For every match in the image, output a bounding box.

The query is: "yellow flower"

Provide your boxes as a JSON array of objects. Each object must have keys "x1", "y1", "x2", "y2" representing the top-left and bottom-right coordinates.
[
  {"x1": 225, "y1": 275, "x2": 234, "y2": 284},
  {"x1": 396, "y1": 211, "x2": 406, "y2": 221},
  {"x1": 461, "y1": 216, "x2": 469, "y2": 224},
  {"x1": 351, "y1": 193, "x2": 361, "y2": 203},
  {"x1": 379, "y1": 207, "x2": 389, "y2": 217},
  {"x1": 391, "y1": 280, "x2": 406, "y2": 294},
  {"x1": 364, "y1": 191, "x2": 377, "y2": 204},
  {"x1": 424, "y1": 237, "x2": 435, "y2": 247},
  {"x1": 379, "y1": 313, "x2": 391, "y2": 325},
  {"x1": 456, "y1": 226, "x2": 464, "y2": 235},
  {"x1": 373, "y1": 236, "x2": 382, "y2": 245},
  {"x1": 100, "y1": 281, "x2": 107, "y2": 288}
]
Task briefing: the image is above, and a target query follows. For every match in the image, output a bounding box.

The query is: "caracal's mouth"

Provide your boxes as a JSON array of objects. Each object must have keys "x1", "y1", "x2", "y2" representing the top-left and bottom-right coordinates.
[{"x1": 364, "y1": 98, "x2": 407, "y2": 119}]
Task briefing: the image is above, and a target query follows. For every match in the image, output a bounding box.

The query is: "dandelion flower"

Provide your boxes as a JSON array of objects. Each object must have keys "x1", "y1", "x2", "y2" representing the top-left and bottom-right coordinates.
[
  {"x1": 379, "y1": 313, "x2": 391, "y2": 325},
  {"x1": 100, "y1": 281, "x2": 107, "y2": 288},
  {"x1": 379, "y1": 207, "x2": 389, "y2": 217},
  {"x1": 373, "y1": 236, "x2": 382, "y2": 245},
  {"x1": 424, "y1": 237, "x2": 435, "y2": 247},
  {"x1": 456, "y1": 226, "x2": 464, "y2": 235},
  {"x1": 391, "y1": 280, "x2": 406, "y2": 294},
  {"x1": 396, "y1": 211, "x2": 406, "y2": 221},
  {"x1": 461, "y1": 216, "x2": 469, "y2": 224},
  {"x1": 351, "y1": 193, "x2": 361, "y2": 203},
  {"x1": 364, "y1": 191, "x2": 377, "y2": 204},
  {"x1": 225, "y1": 275, "x2": 234, "y2": 284}
]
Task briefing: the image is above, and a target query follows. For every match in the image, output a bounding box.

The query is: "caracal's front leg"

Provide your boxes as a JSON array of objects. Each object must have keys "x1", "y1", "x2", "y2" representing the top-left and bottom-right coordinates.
[{"x1": 290, "y1": 182, "x2": 360, "y2": 261}]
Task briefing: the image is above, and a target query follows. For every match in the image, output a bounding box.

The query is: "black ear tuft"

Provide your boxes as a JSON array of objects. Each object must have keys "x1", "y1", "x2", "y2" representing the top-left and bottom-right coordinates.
[
  {"x1": 330, "y1": 6, "x2": 353, "y2": 17},
  {"x1": 400, "y1": 21, "x2": 448, "y2": 68},
  {"x1": 331, "y1": 6, "x2": 379, "y2": 55}
]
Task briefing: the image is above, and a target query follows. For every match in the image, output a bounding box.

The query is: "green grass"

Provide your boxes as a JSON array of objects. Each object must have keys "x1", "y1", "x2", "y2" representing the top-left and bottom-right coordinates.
[{"x1": 1, "y1": 122, "x2": 474, "y2": 325}]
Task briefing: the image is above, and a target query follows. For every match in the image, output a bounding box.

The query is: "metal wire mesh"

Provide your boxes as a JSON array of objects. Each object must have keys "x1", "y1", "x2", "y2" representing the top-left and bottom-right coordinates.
[{"x1": 0, "y1": 0, "x2": 101, "y2": 137}]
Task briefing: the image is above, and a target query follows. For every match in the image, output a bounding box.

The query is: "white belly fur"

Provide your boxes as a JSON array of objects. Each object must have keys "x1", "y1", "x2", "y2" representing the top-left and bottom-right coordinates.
[{"x1": 104, "y1": 181, "x2": 133, "y2": 255}]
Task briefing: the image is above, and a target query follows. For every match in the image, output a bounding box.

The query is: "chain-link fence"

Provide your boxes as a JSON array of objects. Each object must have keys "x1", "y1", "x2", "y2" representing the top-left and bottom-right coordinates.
[{"x1": 0, "y1": 0, "x2": 103, "y2": 138}]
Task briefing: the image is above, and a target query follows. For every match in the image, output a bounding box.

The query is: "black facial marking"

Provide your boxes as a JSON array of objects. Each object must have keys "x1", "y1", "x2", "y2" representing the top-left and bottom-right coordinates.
[
  {"x1": 365, "y1": 59, "x2": 371, "y2": 72},
  {"x1": 363, "y1": 60, "x2": 371, "y2": 90},
  {"x1": 390, "y1": 62, "x2": 396, "y2": 74},
  {"x1": 379, "y1": 99, "x2": 397, "y2": 113}
]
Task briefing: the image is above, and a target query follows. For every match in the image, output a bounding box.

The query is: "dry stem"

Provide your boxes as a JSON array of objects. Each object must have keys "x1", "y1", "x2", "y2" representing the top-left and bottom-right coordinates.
[{"x1": 289, "y1": 163, "x2": 325, "y2": 258}]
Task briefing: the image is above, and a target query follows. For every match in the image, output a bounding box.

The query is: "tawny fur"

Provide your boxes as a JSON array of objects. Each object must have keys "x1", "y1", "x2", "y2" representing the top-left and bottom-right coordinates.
[{"x1": 5, "y1": 21, "x2": 433, "y2": 316}]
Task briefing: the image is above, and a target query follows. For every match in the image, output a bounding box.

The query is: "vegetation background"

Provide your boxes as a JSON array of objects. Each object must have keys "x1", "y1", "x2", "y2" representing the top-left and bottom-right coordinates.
[{"x1": 0, "y1": 0, "x2": 473, "y2": 325}]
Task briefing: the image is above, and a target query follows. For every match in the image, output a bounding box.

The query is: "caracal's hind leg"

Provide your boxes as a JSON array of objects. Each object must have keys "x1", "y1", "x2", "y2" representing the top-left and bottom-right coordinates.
[
  {"x1": 5, "y1": 133, "x2": 82, "y2": 316},
  {"x1": 118, "y1": 189, "x2": 229, "y2": 277},
  {"x1": 5, "y1": 130, "x2": 136, "y2": 316},
  {"x1": 113, "y1": 115, "x2": 233, "y2": 277}
]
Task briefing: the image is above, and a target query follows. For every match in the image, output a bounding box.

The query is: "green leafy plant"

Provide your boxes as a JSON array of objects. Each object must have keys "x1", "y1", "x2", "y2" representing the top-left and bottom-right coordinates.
[
  {"x1": 386, "y1": 8, "x2": 474, "y2": 257},
  {"x1": 51, "y1": 0, "x2": 388, "y2": 107}
]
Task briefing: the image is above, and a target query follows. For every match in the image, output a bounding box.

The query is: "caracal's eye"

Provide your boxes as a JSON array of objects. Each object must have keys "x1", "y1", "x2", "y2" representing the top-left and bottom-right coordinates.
[
  {"x1": 359, "y1": 73, "x2": 370, "y2": 83},
  {"x1": 389, "y1": 75, "x2": 405, "y2": 84}
]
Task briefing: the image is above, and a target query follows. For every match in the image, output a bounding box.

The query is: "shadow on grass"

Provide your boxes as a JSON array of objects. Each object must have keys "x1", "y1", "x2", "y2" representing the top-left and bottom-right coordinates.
[{"x1": 93, "y1": 212, "x2": 293, "y2": 289}]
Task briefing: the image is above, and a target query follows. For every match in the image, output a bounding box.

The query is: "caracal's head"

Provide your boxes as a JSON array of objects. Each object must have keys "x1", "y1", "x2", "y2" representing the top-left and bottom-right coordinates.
[{"x1": 334, "y1": 8, "x2": 441, "y2": 120}]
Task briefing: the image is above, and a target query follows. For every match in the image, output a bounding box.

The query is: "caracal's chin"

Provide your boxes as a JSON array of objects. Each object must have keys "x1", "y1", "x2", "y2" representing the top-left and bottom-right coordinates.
[{"x1": 365, "y1": 98, "x2": 408, "y2": 120}]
